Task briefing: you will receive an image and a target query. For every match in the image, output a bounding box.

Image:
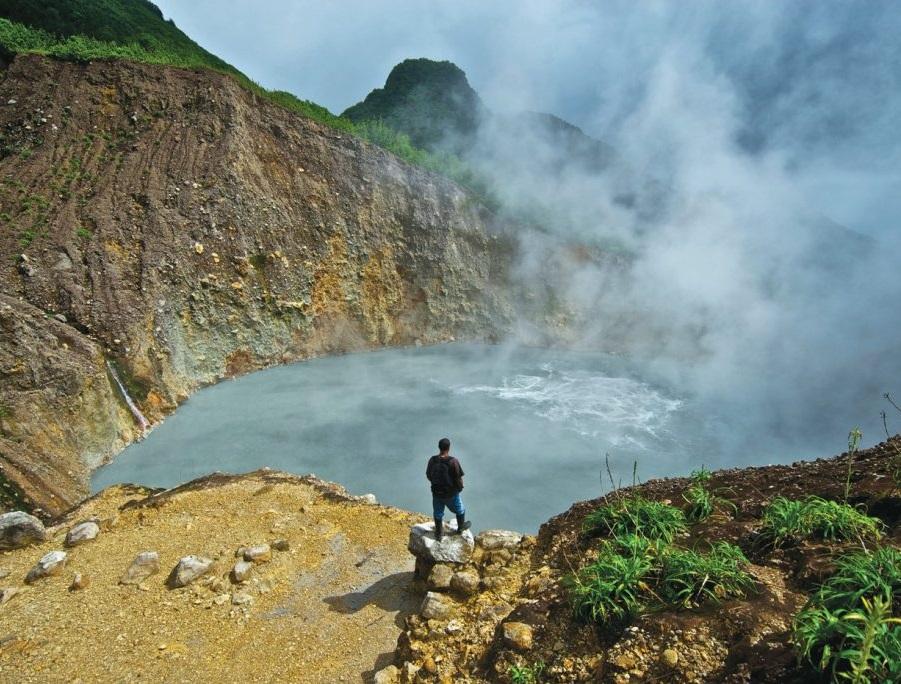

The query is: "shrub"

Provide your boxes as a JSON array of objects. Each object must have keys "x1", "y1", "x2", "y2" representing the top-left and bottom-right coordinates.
[
  {"x1": 566, "y1": 540, "x2": 655, "y2": 623},
  {"x1": 582, "y1": 496, "x2": 687, "y2": 544},
  {"x1": 793, "y1": 547, "x2": 901, "y2": 682},
  {"x1": 760, "y1": 497, "x2": 883, "y2": 547}
]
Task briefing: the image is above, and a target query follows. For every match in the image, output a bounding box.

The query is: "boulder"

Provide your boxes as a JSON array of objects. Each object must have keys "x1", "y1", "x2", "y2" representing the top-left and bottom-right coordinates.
[
  {"x1": 475, "y1": 529, "x2": 523, "y2": 551},
  {"x1": 243, "y1": 544, "x2": 271, "y2": 563},
  {"x1": 503, "y1": 621, "x2": 533, "y2": 651},
  {"x1": 25, "y1": 550, "x2": 67, "y2": 583},
  {"x1": 450, "y1": 570, "x2": 480, "y2": 596},
  {"x1": 427, "y1": 564, "x2": 453, "y2": 590},
  {"x1": 420, "y1": 591, "x2": 453, "y2": 620},
  {"x1": 0, "y1": 587, "x2": 21, "y2": 605},
  {"x1": 0, "y1": 511, "x2": 47, "y2": 550},
  {"x1": 231, "y1": 560, "x2": 253, "y2": 583},
  {"x1": 65, "y1": 521, "x2": 100, "y2": 547},
  {"x1": 120, "y1": 551, "x2": 160, "y2": 585},
  {"x1": 167, "y1": 555, "x2": 214, "y2": 588},
  {"x1": 408, "y1": 522, "x2": 474, "y2": 564}
]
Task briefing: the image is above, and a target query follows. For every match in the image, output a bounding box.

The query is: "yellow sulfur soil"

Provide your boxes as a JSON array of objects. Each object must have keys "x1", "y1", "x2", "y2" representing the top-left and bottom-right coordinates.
[{"x1": 0, "y1": 473, "x2": 426, "y2": 683}]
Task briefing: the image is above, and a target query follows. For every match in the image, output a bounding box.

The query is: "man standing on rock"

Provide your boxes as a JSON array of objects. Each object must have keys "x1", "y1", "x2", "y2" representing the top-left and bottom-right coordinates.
[{"x1": 426, "y1": 437, "x2": 471, "y2": 540}]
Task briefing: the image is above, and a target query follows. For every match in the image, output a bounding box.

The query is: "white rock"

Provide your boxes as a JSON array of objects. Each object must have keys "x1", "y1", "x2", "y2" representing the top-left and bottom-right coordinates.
[
  {"x1": 0, "y1": 511, "x2": 47, "y2": 550},
  {"x1": 65, "y1": 521, "x2": 100, "y2": 547},
  {"x1": 476, "y1": 529, "x2": 523, "y2": 551},
  {"x1": 373, "y1": 664, "x2": 400, "y2": 684},
  {"x1": 25, "y1": 550, "x2": 67, "y2": 583},
  {"x1": 120, "y1": 551, "x2": 160, "y2": 585},
  {"x1": 360, "y1": 493, "x2": 378, "y2": 504},
  {"x1": 408, "y1": 522, "x2": 474, "y2": 564},
  {"x1": 167, "y1": 555, "x2": 214, "y2": 588},
  {"x1": 231, "y1": 560, "x2": 253, "y2": 583}
]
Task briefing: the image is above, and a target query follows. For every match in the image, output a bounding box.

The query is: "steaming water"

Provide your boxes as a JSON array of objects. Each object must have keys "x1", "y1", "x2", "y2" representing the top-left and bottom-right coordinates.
[{"x1": 92, "y1": 344, "x2": 833, "y2": 531}]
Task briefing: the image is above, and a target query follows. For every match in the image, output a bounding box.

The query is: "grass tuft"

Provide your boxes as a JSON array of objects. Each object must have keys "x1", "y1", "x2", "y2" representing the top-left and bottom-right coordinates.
[
  {"x1": 760, "y1": 496, "x2": 883, "y2": 547},
  {"x1": 658, "y1": 543, "x2": 756, "y2": 608},
  {"x1": 793, "y1": 547, "x2": 901, "y2": 682},
  {"x1": 582, "y1": 496, "x2": 687, "y2": 544},
  {"x1": 508, "y1": 660, "x2": 545, "y2": 684}
]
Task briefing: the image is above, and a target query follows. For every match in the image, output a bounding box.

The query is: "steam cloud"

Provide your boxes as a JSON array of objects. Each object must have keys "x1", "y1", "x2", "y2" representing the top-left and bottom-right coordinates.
[{"x1": 156, "y1": 0, "x2": 901, "y2": 457}]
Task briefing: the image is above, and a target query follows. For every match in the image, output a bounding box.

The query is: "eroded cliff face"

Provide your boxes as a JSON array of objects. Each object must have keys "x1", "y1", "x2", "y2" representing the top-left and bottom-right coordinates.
[{"x1": 0, "y1": 55, "x2": 514, "y2": 515}]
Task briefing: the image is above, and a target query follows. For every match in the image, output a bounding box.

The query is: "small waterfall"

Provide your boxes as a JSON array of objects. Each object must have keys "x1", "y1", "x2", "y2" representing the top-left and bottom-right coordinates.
[{"x1": 106, "y1": 360, "x2": 150, "y2": 433}]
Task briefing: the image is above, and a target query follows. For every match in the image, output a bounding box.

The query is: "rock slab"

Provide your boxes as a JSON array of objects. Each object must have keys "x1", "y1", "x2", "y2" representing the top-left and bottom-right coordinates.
[
  {"x1": 120, "y1": 551, "x2": 160, "y2": 585},
  {"x1": 65, "y1": 521, "x2": 100, "y2": 547},
  {"x1": 0, "y1": 511, "x2": 47, "y2": 550},
  {"x1": 25, "y1": 550, "x2": 67, "y2": 583},
  {"x1": 475, "y1": 529, "x2": 523, "y2": 551},
  {"x1": 167, "y1": 555, "x2": 214, "y2": 588},
  {"x1": 408, "y1": 522, "x2": 474, "y2": 564}
]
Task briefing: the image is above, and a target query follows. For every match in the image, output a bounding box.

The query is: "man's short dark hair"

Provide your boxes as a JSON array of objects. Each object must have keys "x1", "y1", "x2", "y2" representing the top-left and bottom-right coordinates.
[{"x1": 438, "y1": 437, "x2": 451, "y2": 452}]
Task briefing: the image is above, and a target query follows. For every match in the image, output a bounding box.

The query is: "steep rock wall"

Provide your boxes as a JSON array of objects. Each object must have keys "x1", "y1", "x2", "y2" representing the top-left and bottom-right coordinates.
[{"x1": 0, "y1": 55, "x2": 514, "y2": 515}]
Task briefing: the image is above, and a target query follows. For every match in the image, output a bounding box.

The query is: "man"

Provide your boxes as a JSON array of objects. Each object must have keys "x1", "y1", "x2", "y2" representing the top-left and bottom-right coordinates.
[{"x1": 426, "y1": 437, "x2": 471, "y2": 540}]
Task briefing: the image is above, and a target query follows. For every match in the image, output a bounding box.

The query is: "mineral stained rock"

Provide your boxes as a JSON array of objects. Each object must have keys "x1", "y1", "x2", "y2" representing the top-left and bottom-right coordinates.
[{"x1": 0, "y1": 511, "x2": 47, "y2": 550}]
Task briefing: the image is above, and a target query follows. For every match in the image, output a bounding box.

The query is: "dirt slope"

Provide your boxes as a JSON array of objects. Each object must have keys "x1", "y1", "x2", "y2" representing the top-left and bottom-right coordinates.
[{"x1": 0, "y1": 55, "x2": 515, "y2": 515}]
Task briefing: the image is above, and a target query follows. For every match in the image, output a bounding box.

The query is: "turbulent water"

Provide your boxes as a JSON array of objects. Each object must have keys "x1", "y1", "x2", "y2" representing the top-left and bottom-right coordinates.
[{"x1": 92, "y1": 343, "x2": 859, "y2": 531}]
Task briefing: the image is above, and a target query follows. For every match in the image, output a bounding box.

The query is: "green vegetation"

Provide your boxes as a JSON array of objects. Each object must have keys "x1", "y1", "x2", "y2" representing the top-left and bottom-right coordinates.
[
  {"x1": 658, "y1": 543, "x2": 756, "y2": 608},
  {"x1": 76, "y1": 225, "x2": 92, "y2": 240},
  {"x1": 582, "y1": 495, "x2": 687, "y2": 544},
  {"x1": 569, "y1": 496, "x2": 754, "y2": 624},
  {"x1": 508, "y1": 660, "x2": 545, "y2": 684},
  {"x1": 760, "y1": 496, "x2": 883, "y2": 547},
  {"x1": 0, "y1": 10, "x2": 494, "y2": 203},
  {"x1": 342, "y1": 58, "x2": 483, "y2": 152},
  {"x1": 794, "y1": 547, "x2": 901, "y2": 682},
  {"x1": 682, "y1": 467, "x2": 735, "y2": 522}
]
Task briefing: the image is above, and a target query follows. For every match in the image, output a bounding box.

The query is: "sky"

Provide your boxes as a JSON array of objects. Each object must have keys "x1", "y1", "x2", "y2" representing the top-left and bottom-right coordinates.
[{"x1": 155, "y1": 0, "x2": 901, "y2": 236}]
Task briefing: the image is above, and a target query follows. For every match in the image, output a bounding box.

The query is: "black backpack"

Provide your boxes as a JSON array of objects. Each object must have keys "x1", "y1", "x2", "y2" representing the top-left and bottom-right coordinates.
[{"x1": 430, "y1": 457, "x2": 456, "y2": 491}]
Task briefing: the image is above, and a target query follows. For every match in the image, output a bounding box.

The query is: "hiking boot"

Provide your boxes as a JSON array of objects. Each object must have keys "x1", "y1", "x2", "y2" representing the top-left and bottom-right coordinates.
[
  {"x1": 453, "y1": 514, "x2": 471, "y2": 534},
  {"x1": 434, "y1": 518, "x2": 444, "y2": 541}
]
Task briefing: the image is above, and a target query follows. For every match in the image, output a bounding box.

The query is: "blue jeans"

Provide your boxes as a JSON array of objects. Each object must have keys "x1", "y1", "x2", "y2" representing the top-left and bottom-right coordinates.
[{"x1": 432, "y1": 492, "x2": 465, "y2": 520}]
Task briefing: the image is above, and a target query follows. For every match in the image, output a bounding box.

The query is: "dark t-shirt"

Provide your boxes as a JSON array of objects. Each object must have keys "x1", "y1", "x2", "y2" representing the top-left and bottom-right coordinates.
[{"x1": 426, "y1": 454, "x2": 465, "y2": 496}]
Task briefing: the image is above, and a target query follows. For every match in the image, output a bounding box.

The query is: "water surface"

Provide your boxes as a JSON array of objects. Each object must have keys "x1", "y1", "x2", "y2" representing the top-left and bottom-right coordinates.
[{"x1": 93, "y1": 343, "x2": 853, "y2": 531}]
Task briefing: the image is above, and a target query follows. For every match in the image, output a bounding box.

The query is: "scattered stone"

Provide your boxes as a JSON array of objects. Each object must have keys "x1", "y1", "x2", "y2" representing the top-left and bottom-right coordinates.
[
  {"x1": 243, "y1": 544, "x2": 271, "y2": 563},
  {"x1": 475, "y1": 529, "x2": 523, "y2": 551},
  {"x1": 0, "y1": 511, "x2": 47, "y2": 550},
  {"x1": 65, "y1": 521, "x2": 100, "y2": 547},
  {"x1": 25, "y1": 550, "x2": 67, "y2": 583},
  {"x1": 373, "y1": 664, "x2": 400, "y2": 684},
  {"x1": 231, "y1": 560, "x2": 253, "y2": 583},
  {"x1": 421, "y1": 656, "x2": 437, "y2": 674},
  {"x1": 167, "y1": 555, "x2": 214, "y2": 588},
  {"x1": 408, "y1": 522, "x2": 474, "y2": 564},
  {"x1": 445, "y1": 619, "x2": 463, "y2": 635},
  {"x1": 69, "y1": 572, "x2": 89, "y2": 591},
  {"x1": 503, "y1": 621, "x2": 533, "y2": 651},
  {"x1": 450, "y1": 570, "x2": 480, "y2": 596},
  {"x1": 271, "y1": 539, "x2": 290, "y2": 552},
  {"x1": 427, "y1": 564, "x2": 453, "y2": 590},
  {"x1": 193, "y1": 242, "x2": 204, "y2": 254},
  {"x1": 120, "y1": 551, "x2": 160, "y2": 585},
  {"x1": 661, "y1": 648, "x2": 679, "y2": 668},
  {"x1": 231, "y1": 592, "x2": 253, "y2": 606},
  {"x1": 0, "y1": 587, "x2": 21, "y2": 606},
  {"x1": 0, "y1": 568, "x2": 9, "y2": 580},
  {"x1": 420, "y1": 591, "x2": 453, "y2": 620}
]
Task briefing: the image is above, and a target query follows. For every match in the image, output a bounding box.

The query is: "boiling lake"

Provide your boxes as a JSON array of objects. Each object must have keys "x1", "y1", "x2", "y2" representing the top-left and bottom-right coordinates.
[{"x1": 92, "y1": 343, "x2": 860, "y2": 531}]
